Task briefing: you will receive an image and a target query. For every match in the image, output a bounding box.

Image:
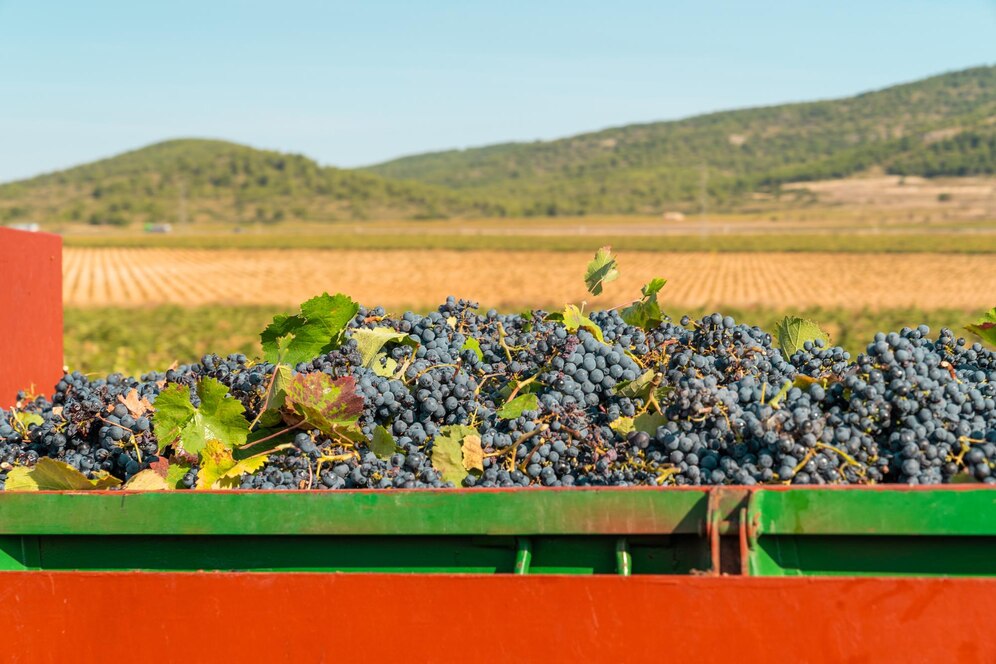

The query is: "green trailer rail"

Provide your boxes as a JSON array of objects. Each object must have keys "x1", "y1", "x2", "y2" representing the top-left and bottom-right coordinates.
[{"x1": 0, "y1": 486, "x2": 992, "y2": 577}]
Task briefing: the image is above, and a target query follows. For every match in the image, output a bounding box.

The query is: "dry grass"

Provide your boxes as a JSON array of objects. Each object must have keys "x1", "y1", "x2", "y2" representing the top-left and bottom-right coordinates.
[{"x1": 63, "y1": 248, "x2": 996, "y2": 311}]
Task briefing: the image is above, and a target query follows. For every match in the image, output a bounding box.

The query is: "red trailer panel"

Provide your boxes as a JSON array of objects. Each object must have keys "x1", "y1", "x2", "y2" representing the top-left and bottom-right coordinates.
[
  {"x1": 0, "y1": 572, "x2": 993, "y2": 663},
  {"x1": 0, "y1": 228, "x2": 62, "y2": 407}
]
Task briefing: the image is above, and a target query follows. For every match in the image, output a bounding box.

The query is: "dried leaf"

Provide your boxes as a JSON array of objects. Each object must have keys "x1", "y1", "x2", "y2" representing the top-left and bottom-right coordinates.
[
  {"x1": 4, "y1": 458, "x2": 122, "y2": 492},
  {"x1": 118, "y1": 389, "x2": 153, "y2": 418},
  {"x1": 461, "y1": 435, "x2": 484, "y2": 473},
  {"x1": 123, "y1": 469, "x2": 171, "y2": 491}
]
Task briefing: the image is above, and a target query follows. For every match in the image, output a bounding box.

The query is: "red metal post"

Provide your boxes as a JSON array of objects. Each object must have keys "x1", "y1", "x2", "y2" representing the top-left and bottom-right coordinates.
[
  {"x1": 0, "y1": 228, "x2": 63, "y2": 407},
  {"x1": 0, "y1": 572, "x2": 993, "y2": 663}
]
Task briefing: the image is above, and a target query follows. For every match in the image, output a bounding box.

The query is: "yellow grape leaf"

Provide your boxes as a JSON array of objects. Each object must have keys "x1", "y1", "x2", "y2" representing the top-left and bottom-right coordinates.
[
  {"x1": 461, "y1": 435, "x2": 484, "y2": 473},
  {"x1": 123, "y1": 469, "x2": 171, "y2": 491},
  {"x1": 4, "y1": 458, "x2": 122, "y2": 492},
  {"x1": 196, "y1": 439, "x2": 269, "y2": 490}
]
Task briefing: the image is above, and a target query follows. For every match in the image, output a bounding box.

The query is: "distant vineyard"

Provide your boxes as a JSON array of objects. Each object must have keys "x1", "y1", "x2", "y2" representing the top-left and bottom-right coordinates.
[{"x1": 63, "y1": 248, "x2": 996, "y2": 310}]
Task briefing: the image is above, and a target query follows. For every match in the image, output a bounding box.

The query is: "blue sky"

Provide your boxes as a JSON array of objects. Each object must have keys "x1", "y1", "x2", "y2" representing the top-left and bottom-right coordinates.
[{"x1": 0, "y1": 0, "x2": 993, "y2": 182}]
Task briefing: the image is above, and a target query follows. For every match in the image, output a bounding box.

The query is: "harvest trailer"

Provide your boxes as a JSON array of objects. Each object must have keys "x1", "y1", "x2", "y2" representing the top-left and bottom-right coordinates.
[{"x1": 0, "y1": 228, "x2": 993, "y2": 663}]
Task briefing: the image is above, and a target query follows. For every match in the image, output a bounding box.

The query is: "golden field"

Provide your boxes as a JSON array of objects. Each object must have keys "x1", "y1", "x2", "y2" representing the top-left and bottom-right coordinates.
[{"x1": 64, "y1": 248, "x2": 996, "y2": 311}]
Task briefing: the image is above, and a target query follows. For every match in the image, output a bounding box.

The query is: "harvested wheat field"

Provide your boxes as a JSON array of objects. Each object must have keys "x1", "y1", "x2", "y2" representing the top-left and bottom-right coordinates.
[{"x1": 63, "y1": 248, "x2": 996, "y2": 311}]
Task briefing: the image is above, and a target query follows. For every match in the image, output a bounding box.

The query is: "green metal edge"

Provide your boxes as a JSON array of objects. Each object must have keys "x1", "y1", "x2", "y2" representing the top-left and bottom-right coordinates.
[
  {"x1": 750, "y1": 488, "x2": 996, "y2": 536},
  {"x1": 0, "y1": 489, "x2": 709, "y2": 536}
]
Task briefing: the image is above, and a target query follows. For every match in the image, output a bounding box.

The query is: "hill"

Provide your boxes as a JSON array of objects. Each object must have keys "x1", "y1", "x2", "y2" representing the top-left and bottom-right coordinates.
[
  {"x1": 366, "y1": 66, "x2": 996, "y2": 215},
  {"x1": 0, "y1": 139, "x2": 494, "y2": 227},
  {"x1": 1, "y1": 66, "x2": 993, "y2": 226}
]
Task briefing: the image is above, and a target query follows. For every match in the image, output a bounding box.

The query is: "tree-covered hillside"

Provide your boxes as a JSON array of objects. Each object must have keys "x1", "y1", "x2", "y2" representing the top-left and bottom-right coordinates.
[
  {"x1": 0, "y1": 139, "x2": 494, "y2": 226},
  {"x1": 1, "y1": 66, "x2": 993, "y2": 225},
  {"x1": 367, "y1": 65, "x2": 996, "y2": 215}
]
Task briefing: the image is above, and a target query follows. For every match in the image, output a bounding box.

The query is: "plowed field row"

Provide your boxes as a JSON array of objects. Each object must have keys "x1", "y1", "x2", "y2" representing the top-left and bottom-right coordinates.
[{"x1": 63, "y1": 248, "x2": 996, "y2": 310}]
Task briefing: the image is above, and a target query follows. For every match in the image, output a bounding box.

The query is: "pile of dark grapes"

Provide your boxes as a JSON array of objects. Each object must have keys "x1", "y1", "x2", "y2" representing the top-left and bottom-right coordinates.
[{"x1": 2, "y1": 298, "x2": 994, "y2": 489}]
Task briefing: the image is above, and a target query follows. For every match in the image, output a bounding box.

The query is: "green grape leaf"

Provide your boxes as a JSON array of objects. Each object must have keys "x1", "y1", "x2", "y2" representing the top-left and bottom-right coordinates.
[
  {"x1": 10, "y1": 411, "x2": 44, "y2": 437},
  {"x1": 496, "y1": 393, "x2": 540, "y2": 420},
  {"x1": 430, "y1": 425, "x2": 479, "y2": 486},
  {"x1": 609, "y1": 411, "x2": 666, "y2": 437},
  {"x1": 4, "y1": 458, "x2": 123, "y2": 492},
  {"x1": 612, "y1": 370, "x2": 659, "y2": 399},
  {"x1": 257, "y1": 364, "x2": 294, "y2": 429},
  {"x1": 621, "y1": 278, "x2": 667, "y2": 331},
  {"x1": 520, "y1": 310, "x2": 534, "y2": 333},
  {"x1": 585, "y1": 245, "x2": 619, "y2": 295},
  {"x1": 498, "y1": 373, "x2": 543, "y2": 400},
  {"x1": 949, "y1": 472, "x2": 982, "y2": 484},
  {"x1": 965, "y1": 308, "x2": 996, "y2": 348},
  {"x1": 555, "y1": 304, "x2": 606, "y2": 343},
  {"x1": 165, "y1": 462, "x2": 192, "y2": 489},
  {"x1": 197, "y1": 439, "x2": 270, "y2": 490},
  {"x1": 371, "y1": 355, "x2": 399, "y2": 378},
  {"x1": 123, "y1": 469, "x2": 171, "y2": 491},
  {"x1": 260, "y1": 293, "x2": 359, "y2": 365},
  {"x1": 461, "y1": 337, "x2": 484, "y2": 361},
  {"x1": 283, "y1": 373, "x2": 364, "y2": 437},
  {"x1": 370, "y1": 425, "x2": 398, "y2": 460},
  {"x1": 776, "y1": 316, "x2": 830, "y2": 357},
  {"x1": 351, "y1": 327, "x2": 415, "y2": 368},
  {"x1": 633, "y1": 412, "x2": 668, "y2": 434},
  {"x1": 609, "y1": 417, "x2": 635, "y2": 436},
  {"x1": 153, "y1": 378, "x2": 250, "y2": 455},
  {"x1": 767, "y1": 380, "x2": 793, "y2": 408},
  {"x1": 641, "y1": 278, "x2": 667, "y2": 297}
]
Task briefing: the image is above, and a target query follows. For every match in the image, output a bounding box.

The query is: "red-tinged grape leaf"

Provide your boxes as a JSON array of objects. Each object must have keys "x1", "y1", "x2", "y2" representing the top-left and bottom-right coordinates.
[
  {"x1": 430, "y1": 425, "x2": 479, "y2": 486},
  {"x1": 118, "y1": 389, "x2": 153, "y2": 418},
  {"x1": 4, "y1": 458, "x2": 122, "y2": 492},
  {"x1": 152, "y1": 378, "x2": 249, "y2": 455},
  {"x1": 148, "y1": 456, "x2": 170, "y2": 479},
  {"x1": 123, "y1": 469, "x2": 171, "y2": 491},
  {"x1": 196, "y1": 439, "x2": 270, "y2": 490},
  {"x1": 496, "y1": 393, "x2": 540, "y2": 420},
  {"x1": 965, "y1": 308, "x2": 996, "y2": 348},
  {"x1": 584, "y1": 246, "x2": 619, "y2": 296},
  {"x1": 283, "y1": 373, "x2": 364, "y2": 437},
  {"x1": 776, "y1": 316, "x2": 830, "y2": 357},
  {"x1": 370, "y1": 425, "x2": 398, "y2": 460},
  {"x1": 461, "y1": 435, "x2": 484, "y2": 473},
  {"x1": 260, "y1": 293, "x2": 359, "y2": 365}
]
